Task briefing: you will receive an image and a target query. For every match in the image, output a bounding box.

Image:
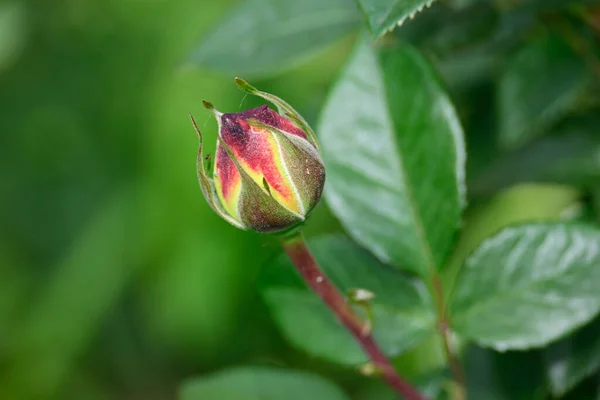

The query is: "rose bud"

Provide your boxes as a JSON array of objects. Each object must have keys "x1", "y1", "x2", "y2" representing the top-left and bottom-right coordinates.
[{"x1": 190, "y1": 78, "x2": 326, "y2": 234}]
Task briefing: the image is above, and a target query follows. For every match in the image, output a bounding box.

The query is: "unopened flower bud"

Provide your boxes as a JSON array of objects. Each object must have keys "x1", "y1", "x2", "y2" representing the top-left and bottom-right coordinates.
[{"x1": 191, "y1": 78, "x2": 326, "y2": 234}]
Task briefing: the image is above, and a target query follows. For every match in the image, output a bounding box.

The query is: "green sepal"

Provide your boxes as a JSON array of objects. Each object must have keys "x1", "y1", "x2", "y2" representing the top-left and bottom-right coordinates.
[
  {"x1": 237, "y1": 166, "x2": 304, "y2": 233},
  {"x1": 234, "y1": 77, "x2": 321, "y2": 151},
  {"x1": 190, "y1": 113, "x2": 246, "y2": 230}
]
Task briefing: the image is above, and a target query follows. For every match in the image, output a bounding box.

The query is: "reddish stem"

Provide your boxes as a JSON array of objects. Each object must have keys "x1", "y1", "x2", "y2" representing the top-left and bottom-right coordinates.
[{"x1": 282, "y1": 233, "x2": 427, "y2": 400}]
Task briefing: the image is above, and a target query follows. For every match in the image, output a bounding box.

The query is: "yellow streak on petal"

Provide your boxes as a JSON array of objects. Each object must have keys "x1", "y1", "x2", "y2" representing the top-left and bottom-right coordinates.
[
  {"x1": 214, "y1": 171, "x2": 242, "y2": 222},
  {"x1": 234, "y1": 127, "x2": 302, "y2": 215}
]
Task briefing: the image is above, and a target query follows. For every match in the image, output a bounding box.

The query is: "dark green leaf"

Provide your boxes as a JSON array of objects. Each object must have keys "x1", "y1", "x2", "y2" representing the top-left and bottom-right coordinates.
[
  {"x1": 497, "y1": 31, "x2": 588, "y2": 149},
  {"x1": 187, "y1": 0, "x2": 361, "y2": 78},
  {"x1": 355, "y1": 0, "x2": 437, "y2": 37},
  {"x1": 259, "y1": 235, "x2": 436, "y2": 365},
  {"x1": 318, "y1": 37, "x2": 465, "y2": 276},
  {"x1": 470, "y1": 116, "x2": 600, "y2": 196},
  {"x1": 465, "y1": 345, "x2": 546, "y2": 400},
  {"x1": 451, "y1": 223, "x2": 600, "y2": 350},
  {"x1": 354, "y1": 369, "x2": 448, "y2": 399},
  {"x1": 422, "y1": 3, "x2": 496, "y2": 54},
  {"x1": 447, "y1": 0, "x2": 479, "y2": 9},
  {"x1": 545, "y1": 316, "x2": 600, "y2": 397},
  {"x1": 450, "y1": 0, "x2": 597, "y2": 12},
  {"x1": 593, "y1": 187, "x2": 600, "y2": 224},
  {"x1": 179, "y1": 366, "x2": 350, "y2": 400}
]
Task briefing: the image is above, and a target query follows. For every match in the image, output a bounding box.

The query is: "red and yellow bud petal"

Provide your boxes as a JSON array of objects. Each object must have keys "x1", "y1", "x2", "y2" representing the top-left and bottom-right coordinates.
[
  {"x1": 219, "y1": 114, "x2": 304, "y2": 216},
  {"x1": 268, "y1": 126, "x2": 326, "y2": 214},
  {"x1": 213, "y1": 143, "x2": 243, "y2": 222},
  {"x1": 234, "y1": 105, "x2": 308, "y2": 141}
]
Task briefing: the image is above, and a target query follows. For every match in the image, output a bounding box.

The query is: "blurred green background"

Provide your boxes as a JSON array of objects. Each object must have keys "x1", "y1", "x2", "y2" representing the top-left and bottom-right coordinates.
[
  {"x1": 2, "y1": 0, "x2": 600, "y2": 398},
  {"x1": 0, "y1": 0, "x2": 349, "y2": 398}
]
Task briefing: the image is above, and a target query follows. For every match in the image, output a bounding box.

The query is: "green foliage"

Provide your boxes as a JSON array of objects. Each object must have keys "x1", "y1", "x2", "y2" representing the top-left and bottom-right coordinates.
[
  {"x1": 470, "y1": 116, "x2": 600, "y2": 195},
  {"x1": 354, "y1": 369, "x2": 448, "y2": 399},
  {"x1": 497, "y1": 31, "x2": 589, "y2": 149},
  {"x1": 4, "y1": 0, "x2": 600, "y2": 399},
  {"x1": 318, "y1": 36, "x2": 465, "y2": 277},
  {"x1": 544, "y1": 316, "x2": 600, "y2": 397},
  {"x1": 187, "y1": 0, "x2": 362, "y2": 78},
  {"x1": 464, "y1": 345, "x2": 547, "y2": 400},
  {"x1": 0, "y1": 2, "x2": 26, "y2": 73},
  {"x1": 450, "y1": 223, "x2": 600, "y2": 350},
  {"x1": 355, "y1": 0, "x2": 436, "y2": 37},
  {"x1": 259, "y1": 235, "x2": 435, "y2": 365},
  {"x1": 442, "y1": 183, "x2": 581, "y2": 300},
  {"x1": 180, "y1": 367, "x2": 351, "y2": 400}
]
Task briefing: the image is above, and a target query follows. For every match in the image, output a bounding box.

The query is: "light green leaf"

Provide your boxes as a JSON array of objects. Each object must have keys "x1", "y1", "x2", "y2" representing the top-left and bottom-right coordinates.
[
  {"x1": 355, "y1": 0, "x2": 437, "y2": 37},
  {"x1": 187, "y1": 0, "x2": 361, "y2": 78},
  {"x1": 259, "y1": 235, "x2": 436, "y2": 365},
  {"x1": 0, "y1": 2, "x2": 27, "y2": 73},
  {"x1": 442, "y1": 183, "x2": 581, "y2": 302},
  {"x1": 545, "y1": 316, "x2": 600, "y2": 397},
  {"x1": 451, "y1": 223, "x2": 600, "y2": 351},
  {"x1": 497, "y1": 31, "x2": 588, "y2": 149},
  {"x1": 318, "y1": 37, "x2": 465, "y2": 276},
  {"x1": 179, "y1": 367, "x2": 350, "y2": 400}
]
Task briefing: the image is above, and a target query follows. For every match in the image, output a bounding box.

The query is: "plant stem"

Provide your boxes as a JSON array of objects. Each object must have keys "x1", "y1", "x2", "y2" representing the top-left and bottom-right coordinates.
[
  {"x1": 281, "y1": 233, "x2": 426, "y2": 400},
  {"x1": 432, "y1": 275, "x2": 466, "y2": 399}
]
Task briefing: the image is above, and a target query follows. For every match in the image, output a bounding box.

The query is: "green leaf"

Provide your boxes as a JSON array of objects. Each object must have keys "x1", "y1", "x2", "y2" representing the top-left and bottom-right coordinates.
[
  {"x1": 497, "y1": 31, "x2": 588, "y2": 149},
  {"x1": 179, "y1": 366, "x2": 350, "y2": 400},
  {"x1": 187, "y1": 0, "x2": 361, "y2": 78},
  {"x1": 354, "y1": 369, "x2": 448, "y2": 399},
  {"x1": 465, "y1": 345, "x2": 546, "y2": 400},
  {"x1": 442, "y1": 183, "x2": 581, "y2": 302},
  {"x1": 592, "y1": 187, "x2": 600, "y2": 224},
  {"x1": 0, "y1": 2, "x2": 27, "y2": 73},
  {"x1": 470, "y1": 116, "x2": 600, "y2": 196},
  {"x1": 545, "y1": 316, "x2": 600, "y2": 397},
  {"x1": 259, "y1": 235, "x2": 436, "y2": 365},
  {"x1": 355, "y1": 0, "x2": 437, "y2": 37},
  {"x1": 318, "y1": 37, "x2": 465, "y2": 276},
  {"x1": 451, "y1": 223, "x2": 600, "y2": 351}
]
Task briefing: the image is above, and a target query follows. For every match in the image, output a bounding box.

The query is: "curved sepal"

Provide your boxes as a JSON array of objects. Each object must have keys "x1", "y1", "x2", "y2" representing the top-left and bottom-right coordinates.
[
  {"x1": 190, "y1": 114, "x2": 246, "y2": 229},
  {"x1": 234, "y1": 77, "x2": 321, "y2": 151}
]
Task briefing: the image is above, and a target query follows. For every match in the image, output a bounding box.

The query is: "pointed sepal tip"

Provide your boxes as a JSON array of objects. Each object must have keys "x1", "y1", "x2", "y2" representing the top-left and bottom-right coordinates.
[{"x1": 234, "y1": 77, "x2": 257, "y2": 94}]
